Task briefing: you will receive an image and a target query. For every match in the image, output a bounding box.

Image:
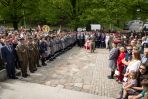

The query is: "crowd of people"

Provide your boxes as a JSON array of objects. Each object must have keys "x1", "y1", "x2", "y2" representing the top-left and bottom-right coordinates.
[
  {"x1": 107, "y1": 33, "x2": 148, "y2": 99},
  {"x1": 76, "y1": 31, "x2": 148, "y2": 99},
  {"x1": 0, "y1": 26, "x2": 148, "y2": 98},
  {"x1": 0, "y1": 27, "x2": 77, "y2": 79},
  {"x1": 76, "y1": 31, "x2": 129, "y2": 52}
]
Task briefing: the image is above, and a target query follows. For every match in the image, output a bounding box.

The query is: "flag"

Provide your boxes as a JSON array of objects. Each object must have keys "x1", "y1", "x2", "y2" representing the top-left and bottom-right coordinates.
[{"x1": 57, "y1": 25, "x2": 61, "y2": 34}]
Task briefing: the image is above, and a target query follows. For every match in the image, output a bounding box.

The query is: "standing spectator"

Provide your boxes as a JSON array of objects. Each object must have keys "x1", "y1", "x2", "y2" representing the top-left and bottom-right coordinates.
[
  {"x1": 108, "y1": 34, "x2": 114, "y2": 51},
  {"x1": 141, "y1": 48, "x2": 148, "y2": 65},
  {"x1": 116, "y1": 47, "x2": 126, "y2": 83},
  {"x1": 1, "y1": 39, "x2": 17, "y2": 79},
  {"x1": 77, "y1": 32, "x2": 81, "y2": 47},
  {"x1": 96, "y1": 32, "x2": 101, "y2": 48},
  {"x1": 79, "y1": 32, "x2": 85, "y2": 48},
  {"x1": 101, "y1": 33, "x2": 106, "y2": 48},
  {"x1": 108, "y1": 42, "x2": 119, "y2": 79},
  {"x1": 105, "y1": 33, "x2": 110, "y2": 49}
]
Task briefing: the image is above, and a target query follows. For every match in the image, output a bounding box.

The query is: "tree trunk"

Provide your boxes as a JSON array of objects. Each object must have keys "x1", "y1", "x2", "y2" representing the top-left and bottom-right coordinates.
[
  {"x1": 70, "y1": 0, "x2": 77, "y2": 17},
  {"x1": 117, "y1": 19, "x2": 120, "y2": 27},
  {"x1": 12, "y1": 20, "x2": 18, "y2": 30}
]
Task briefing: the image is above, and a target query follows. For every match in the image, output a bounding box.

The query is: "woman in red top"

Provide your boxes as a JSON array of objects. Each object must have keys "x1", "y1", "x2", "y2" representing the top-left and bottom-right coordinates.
[{"x1": 116, "y1": 47, "x2": 126, "y2": 83}]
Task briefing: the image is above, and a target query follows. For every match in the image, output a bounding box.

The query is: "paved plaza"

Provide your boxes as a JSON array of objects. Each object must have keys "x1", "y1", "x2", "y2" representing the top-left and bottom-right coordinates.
[{"x1": 0, "y1": 47, "x2": 121, "y2": 99}]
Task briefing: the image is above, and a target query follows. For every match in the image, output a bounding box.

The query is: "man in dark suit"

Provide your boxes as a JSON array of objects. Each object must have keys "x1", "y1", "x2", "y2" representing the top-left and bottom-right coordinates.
[{"x1": 1, "y1": 39, "x2": 17, "y2": 79}]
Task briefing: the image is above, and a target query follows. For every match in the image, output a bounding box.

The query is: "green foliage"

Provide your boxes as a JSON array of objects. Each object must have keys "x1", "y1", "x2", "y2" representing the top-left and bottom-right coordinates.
[{"x1": 0, "y1": 0, "x2": 148, "y2": 29}]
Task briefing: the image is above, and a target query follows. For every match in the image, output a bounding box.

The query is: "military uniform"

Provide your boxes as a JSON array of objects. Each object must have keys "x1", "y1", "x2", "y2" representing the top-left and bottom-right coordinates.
[
  {"x1": 49, "y1": 39, "x2": 55, "y2": 59},
  {"x1": 33, "y1": 39, "x2": 41, "y2": 67},
  {"x1": 61, "y1": 37, "x2": 65, "y2": 51},
  {"x1": 39, "y1": 39, "x2": 48, "y2": 66},
  {"x1": 16, "y1": 39, "x2": 29, "y2": 77},
  {"x1": 27, "y1": 41, "x2": 37, "y2": 73}
]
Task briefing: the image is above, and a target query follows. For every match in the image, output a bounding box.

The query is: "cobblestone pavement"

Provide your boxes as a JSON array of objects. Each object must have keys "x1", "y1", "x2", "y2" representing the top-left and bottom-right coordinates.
[{"x1": 20, "y1": 47, "x2": 121, "y2": 98}]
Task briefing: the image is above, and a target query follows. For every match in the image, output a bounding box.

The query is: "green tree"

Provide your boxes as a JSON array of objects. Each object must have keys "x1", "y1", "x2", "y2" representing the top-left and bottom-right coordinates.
[
  {"x1": 0, "y1": 0, "x2": 148, "y2": 30},
  {"x1": 0, "y1": 0, "x2": 39, "y2": 30}
]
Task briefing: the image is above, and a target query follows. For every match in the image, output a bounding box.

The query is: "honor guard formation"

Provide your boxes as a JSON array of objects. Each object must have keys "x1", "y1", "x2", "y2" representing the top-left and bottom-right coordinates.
[
  {"x1": 0, "y1": 26, "x2": 77, "y2": 78},
  {"x1": 0, "y1": 26, "x2": 148, "y2": 99}
]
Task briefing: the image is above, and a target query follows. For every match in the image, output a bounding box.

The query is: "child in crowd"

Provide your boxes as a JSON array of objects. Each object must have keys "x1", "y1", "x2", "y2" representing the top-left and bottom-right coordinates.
[
  {"x1": 122, "y1": 71, "x2": 138, "y2": 99},
  {"x1": 116, "y1": 47, "x2": 126, "y2": 83}
]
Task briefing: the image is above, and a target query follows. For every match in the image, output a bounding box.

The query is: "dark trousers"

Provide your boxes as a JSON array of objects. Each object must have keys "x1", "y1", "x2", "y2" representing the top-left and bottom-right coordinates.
[
  {"x1": 35, "y1": 55, "x2": 40, "y2": 67},
  {"x1": 28, "y1": 58, "x2": 36, "y2": 72},
  {"x1": 79, "y1": 39, "x2": 84, "y2": 47},
  {"x1": 0, "y1": 58, "x2": 4, "y2": 69},
  {"x1": 101, "y1": 41, "x2": 105, "y2": 48},
  {"x1": 6, "y1": 62, "x2": 16, "y2": 78},
  {"x1": 77, "y1": 40, "x2": 80, "y2": 47},
  {"x1": 41, "y1": 57, "x2": 46, "y2": 65},
  {"x1": 20, "y1": 61, "x2": 28, "y2": 77},
  {"x1": 96, "y1": 41, "x2": 101, "y2": 48},
  {"x1": 14, "y1": 59, "x2": 20, "y2": 69}
]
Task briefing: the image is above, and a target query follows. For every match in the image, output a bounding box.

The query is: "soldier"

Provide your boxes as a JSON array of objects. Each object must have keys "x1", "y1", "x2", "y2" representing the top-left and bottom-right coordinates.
[
  {"x1": 16, "y1": 38, "x2": 29, "y2": 78},
  {"x1": 48, "y1": 36, "x2": 55, "y2": 60},
  {"x1": 39, "y1": 37, "x2": 48, "y2": 66},
  {"x1": 33, "y1": 38, "x2": 41, "y2": 67},
  {"x1": 52, "y1": 37, "x2": 57, "y2": 56},
  {"x1": 27, "y1": 37, "x2": 37, "y2": 73}
]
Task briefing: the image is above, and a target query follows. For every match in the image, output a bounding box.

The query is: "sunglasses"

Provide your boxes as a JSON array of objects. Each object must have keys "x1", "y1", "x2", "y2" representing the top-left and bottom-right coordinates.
[
  {"x1": 127, "y1": 49, "x2": 132, "y2": 51},
  {"x1": 139, "y1": 67, "x2": 146, "y2": 70}
]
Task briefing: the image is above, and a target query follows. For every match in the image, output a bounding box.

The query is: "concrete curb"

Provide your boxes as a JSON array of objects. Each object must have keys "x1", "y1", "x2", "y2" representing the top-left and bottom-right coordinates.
[
  {"x1": 0, "y1": 69, "x2": 7, "y2": 81},
  {"x1": 0, "y1": 69, "x2": 21, "y2": 81}
]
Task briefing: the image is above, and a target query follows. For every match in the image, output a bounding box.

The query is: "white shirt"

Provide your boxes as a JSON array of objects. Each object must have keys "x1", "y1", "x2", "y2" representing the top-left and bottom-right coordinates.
[
  {"x1": 105, "y1": 35, "x2": 110, "y2": 42},
  {"x1": 85, "y1": 35, "x2": 89, "y2": 40},
  {"x1": 123, "y1": 60, "x2": 141, "y2": 82},
  {"x1": 126, "y1": 60, "x2": 141, "y2": 72}
]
